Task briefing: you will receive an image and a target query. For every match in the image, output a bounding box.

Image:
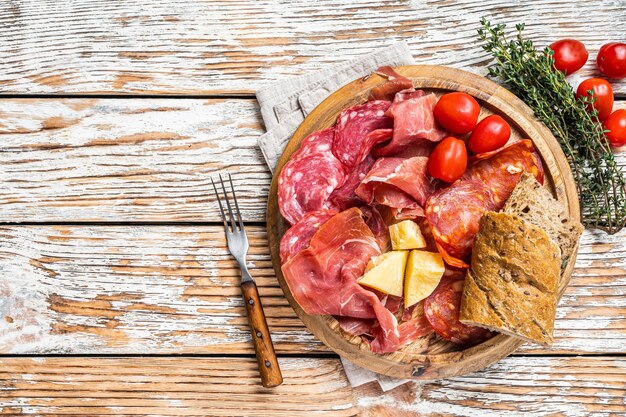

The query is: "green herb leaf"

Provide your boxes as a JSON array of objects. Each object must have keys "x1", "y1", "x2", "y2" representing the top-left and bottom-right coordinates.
[{"x1": 479, "y1": 18, "x2": 626, "y2": 234}]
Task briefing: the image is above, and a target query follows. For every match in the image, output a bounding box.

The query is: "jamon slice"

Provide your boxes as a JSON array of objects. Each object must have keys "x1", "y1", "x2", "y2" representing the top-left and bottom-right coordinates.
[
  {"x1": 369, "y1": 66, "x2": 414, "y2": 101},
  {"x1": 280, "y1": 209, "x2": 337, "y2": 263},
  {"x1": 374, "y1": 93, "x2": 447, "y2": 157},
  {"x1": 356, "y1": 156, "x2": 434, "y2": 218},
  {"x1": 333, "y1": 101, "x2": 394, "y2": 168},
  {"x1": 394, "y1": 88, "x2": 425, "y2": 102},
  {"x1": 278, "y1": 128, "x2": 347, "y2": 225},
  {"x1": 281, "y1": 208, "x2": 400, "y2": 353}
]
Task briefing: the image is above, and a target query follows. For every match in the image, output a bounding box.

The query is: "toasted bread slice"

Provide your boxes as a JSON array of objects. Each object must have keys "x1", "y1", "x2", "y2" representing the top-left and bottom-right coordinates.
[
  {"x1": 503, "y1": 173, "x2": 583, "y2": 270},
  {"x1": 459, "y1": 212, "x2": 560, "y2": 346}
]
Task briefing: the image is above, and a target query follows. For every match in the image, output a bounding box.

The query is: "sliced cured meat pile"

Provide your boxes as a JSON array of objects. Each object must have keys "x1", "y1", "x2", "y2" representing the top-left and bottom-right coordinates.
[
  {"x1": 279, "y1": 209, "x2": 337, "y2": 263},
  {"x1": 424, "y1": 278, "x2": 492, "y2": 345},
  {"x1": 281, "y1": 208, "x2": 400, "y2": 353},
  {"x1": 426, "y1": 140, "x2": 544, "y2": 267},
  {"x1": 332, "y1": 100, "x2": 393, "y2": 168},
  {"x1": 276, "y1": 66, "x2": 548, "y2": 355},
  {"x1": 374, "y1": 93, "x2": 447, "y2": 157},
  {"x1": 355, "y1": 156, "x2": 435, "y2": 218},
  {"x1": 278, "y1": 128, "x2": 347, "y2": 225}
]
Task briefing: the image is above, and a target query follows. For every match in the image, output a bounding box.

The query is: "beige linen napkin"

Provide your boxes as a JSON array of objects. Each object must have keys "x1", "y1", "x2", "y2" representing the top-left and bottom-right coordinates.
[{"x1": 256, "y1": 43, "x2": 413, "y2": 391}]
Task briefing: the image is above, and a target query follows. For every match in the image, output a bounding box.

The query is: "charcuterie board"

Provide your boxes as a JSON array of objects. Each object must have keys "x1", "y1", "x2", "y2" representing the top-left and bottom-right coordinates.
[{"x1": 266, "y1": 65, "x2": 580, "y2": 380}]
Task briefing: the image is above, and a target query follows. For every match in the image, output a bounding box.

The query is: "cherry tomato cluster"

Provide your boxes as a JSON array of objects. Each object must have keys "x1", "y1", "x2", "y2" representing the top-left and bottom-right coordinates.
[
  {"x1": 428, "y1": 93, "x2": 511, "y2": 183},
  {"x1": 549, "y1": 40, "x2": 626, "y2": 147}
]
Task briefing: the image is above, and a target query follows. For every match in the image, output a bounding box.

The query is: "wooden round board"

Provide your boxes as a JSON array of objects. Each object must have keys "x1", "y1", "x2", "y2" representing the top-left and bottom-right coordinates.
[{"x1": 266, "y1": 65, "x2": 580, "y2": 380}]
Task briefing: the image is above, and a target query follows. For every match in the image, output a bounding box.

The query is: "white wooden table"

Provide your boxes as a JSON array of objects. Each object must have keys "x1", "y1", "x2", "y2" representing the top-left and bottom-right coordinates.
[{"x1": 0, "y1": 1, "x2": 624, "y2": 415}]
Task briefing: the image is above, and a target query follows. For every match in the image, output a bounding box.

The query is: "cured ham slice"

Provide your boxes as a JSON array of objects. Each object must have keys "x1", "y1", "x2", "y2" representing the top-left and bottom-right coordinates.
[
  {"x1": 337, "y1": 316, "x2": 375, "y2": 337},
  {"x1": 328, "y1": 154, "x2": 376, "y2": 211},
  {"x1": 369, "y1": 66, "x2": 414, "y2": 101},
  {"x1": 394, "y1": 88, "x2": 425, "y2": 102},
  {"x1": 361, "y1": 205, "x2": 390, "y2": 252},
  {"x1": 332, "y1": 101, "x2": 394, "y2": 168},
  {"x1": 398, "y1": 312, "x2": 433, "y2": 347},
  {"x1": 426, "y1": 141, "x2": 544, "y2": 267},
  {"x1": 356, "y1": 156, "x2": 434, "y2": 219},
  {"x1": 281, "y1": 208, "x2": 400, "y2": 353},
  {"x1": 278, "y1": 128, "x2": 347, "y2": 225},
  {"x1": 373, "y1": 93, "x2": 447, "y2": 157},
  {"x1": 280, "y1": 209, "x2": 337, "y2": 263}
]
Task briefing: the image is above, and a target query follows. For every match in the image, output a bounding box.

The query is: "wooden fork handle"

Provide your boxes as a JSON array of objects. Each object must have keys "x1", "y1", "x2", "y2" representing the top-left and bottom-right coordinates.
[{"x1": 241, "y1": 280, "x2": 283, "y2": 388}]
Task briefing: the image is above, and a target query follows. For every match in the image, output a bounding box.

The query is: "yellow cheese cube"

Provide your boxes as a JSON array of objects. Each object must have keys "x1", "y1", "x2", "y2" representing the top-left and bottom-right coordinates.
[
  {"x1": 358, "y1": 251, "x2": 408, "y2": 297},
  {"x1": 404, "y1": 250, "x2": 445, "y2": 307},
  {"x1": 389, "y1": 220, "x2": 427, "y2": 250}
]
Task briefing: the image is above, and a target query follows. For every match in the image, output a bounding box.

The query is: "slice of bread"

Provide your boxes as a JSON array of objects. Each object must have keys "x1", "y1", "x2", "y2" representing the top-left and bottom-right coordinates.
[
  {"x1": 459, "y1": 212, "x2": 560, "y2": 346},
  {"x1": 503, "y1": 173, "x2": 583, "y2": 271}
]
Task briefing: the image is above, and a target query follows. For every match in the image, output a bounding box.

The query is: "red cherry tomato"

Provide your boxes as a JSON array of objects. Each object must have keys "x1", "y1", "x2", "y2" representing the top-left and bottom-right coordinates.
[
  {"x1": 467, "y1": 115, "x2": 511, "y2": 154},
  {"x1": 434, "y1": 92, "x2": 480, "y2": 135},
  {"x1": 428, "y1": 137, "x2": 468, "y2": 183},
  {"x1": 576, "y1": 78, "x2": 614, "y2": 121},
  {"x1": 549, "y1": 39, "x2": 588, "y2": 74},
  {"x1": 597, "y1": 43, "x2": 626, "y2": 79},
  {"x1": 604, "y1": 109, "x2": 626, "y2": 147}
]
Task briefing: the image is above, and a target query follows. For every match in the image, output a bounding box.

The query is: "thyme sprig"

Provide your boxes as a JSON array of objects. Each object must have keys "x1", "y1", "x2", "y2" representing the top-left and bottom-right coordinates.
[{"x1": 478, "y1": 19, "x2": 626, "y2": 234}]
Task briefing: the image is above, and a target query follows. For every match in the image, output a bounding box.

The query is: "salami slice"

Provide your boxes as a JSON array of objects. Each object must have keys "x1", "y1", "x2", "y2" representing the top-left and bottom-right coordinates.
[
  {"x1": 278, "y1": 128, "x2": 347, "y2": 225},
  {"x1": 333, "y1": 100, "x2": 393, "y2": 168},
  {"x1": 464, "y1": 139, "x2": 544, "y2": 206},
  {"x1": 424, "y1": 279, "x2": 492, "y2": 345},
  {"x1": 280, "y1": 209, "x2": 337, "y2": 263},
  {"x1": 426, "y1": 140, "x2": 544, "y2": 267},
  {"x1": 369, "y1": 66, "x2": 414, "y2": 101},
  {"x1": 426, "y1": 180, "x2": 498, "y2": 267}
]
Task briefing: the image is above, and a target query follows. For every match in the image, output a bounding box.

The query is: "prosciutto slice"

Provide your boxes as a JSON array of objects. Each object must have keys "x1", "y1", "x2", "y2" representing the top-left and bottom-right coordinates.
[
  {"x1": 280, "y1": 209, "x2": 337, "y2": 263},
  {"x1": 278, "y1": 128, "x2": 347, "y2": 225},
  {"x1": 373, "y1": 93, "x2": 447, "y2": 157},
  {"x1": 355, "y1": 156, "x2": 434, "y2": 219},
  {"x1": 369, "y1": 66, "x2": 414, "y2": 101},
  {"x1": 332, "y1": 101, "x2": 393, "y2": 168},
  {"x1": 281, "y1": 208, "x2": 400, "y2": 353},
  {"x1": 361, "y1": 205, "x2": 390, "y2": 252}
]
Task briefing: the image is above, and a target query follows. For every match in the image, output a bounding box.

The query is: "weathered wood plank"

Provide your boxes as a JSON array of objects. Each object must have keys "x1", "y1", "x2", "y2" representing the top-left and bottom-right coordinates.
[
  {"x1": 1, "y1": 99, "x2": 626, "y2": 223},
  {"x1": 0, "y1": 0, "x2": 625, "y2": 95},
  {"x1": 0, "y1": 98, "x2": 270, "y2": 222},
  {"x1": 0, "y1": 225, "x2": 623, "y2": 355},
  {"x1": 0, "y1": 356, "x2": 623, "y2": 416}
]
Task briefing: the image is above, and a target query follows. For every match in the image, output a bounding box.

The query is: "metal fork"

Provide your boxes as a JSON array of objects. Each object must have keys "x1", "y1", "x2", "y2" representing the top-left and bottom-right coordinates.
[{"x1": 211, "y1": 174, "x2": 283, "y2": 388}]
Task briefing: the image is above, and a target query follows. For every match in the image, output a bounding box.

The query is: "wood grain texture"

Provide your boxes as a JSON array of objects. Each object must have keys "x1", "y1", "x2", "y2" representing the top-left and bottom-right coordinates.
[
  {"x1": 0, "y1": 356, "x2": 624, "y2": 416},
  {"x1": 0, "y1": 225, "x2": 623, "y2": 356},
  {"x1": 267, "y1": 65, "x2": 579, "y2": 380},
  {"x1": 241, "y1": 280, "x2": 283, "y2": 388},
  {"x1": 1, "y1": 98, "x2": 625, "y2": 223},
  {"x1": 0, "y1": 0, "x2": 625, "y2": 95},
  {"x1": 0, "y1": 98, "x2": 270, "y2": 222}
]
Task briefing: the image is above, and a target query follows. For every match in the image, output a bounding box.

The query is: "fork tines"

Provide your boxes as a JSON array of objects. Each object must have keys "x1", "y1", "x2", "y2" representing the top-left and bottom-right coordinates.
[{"x1": 211, "y1": 173, "x2": 245, "y2": 234}]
